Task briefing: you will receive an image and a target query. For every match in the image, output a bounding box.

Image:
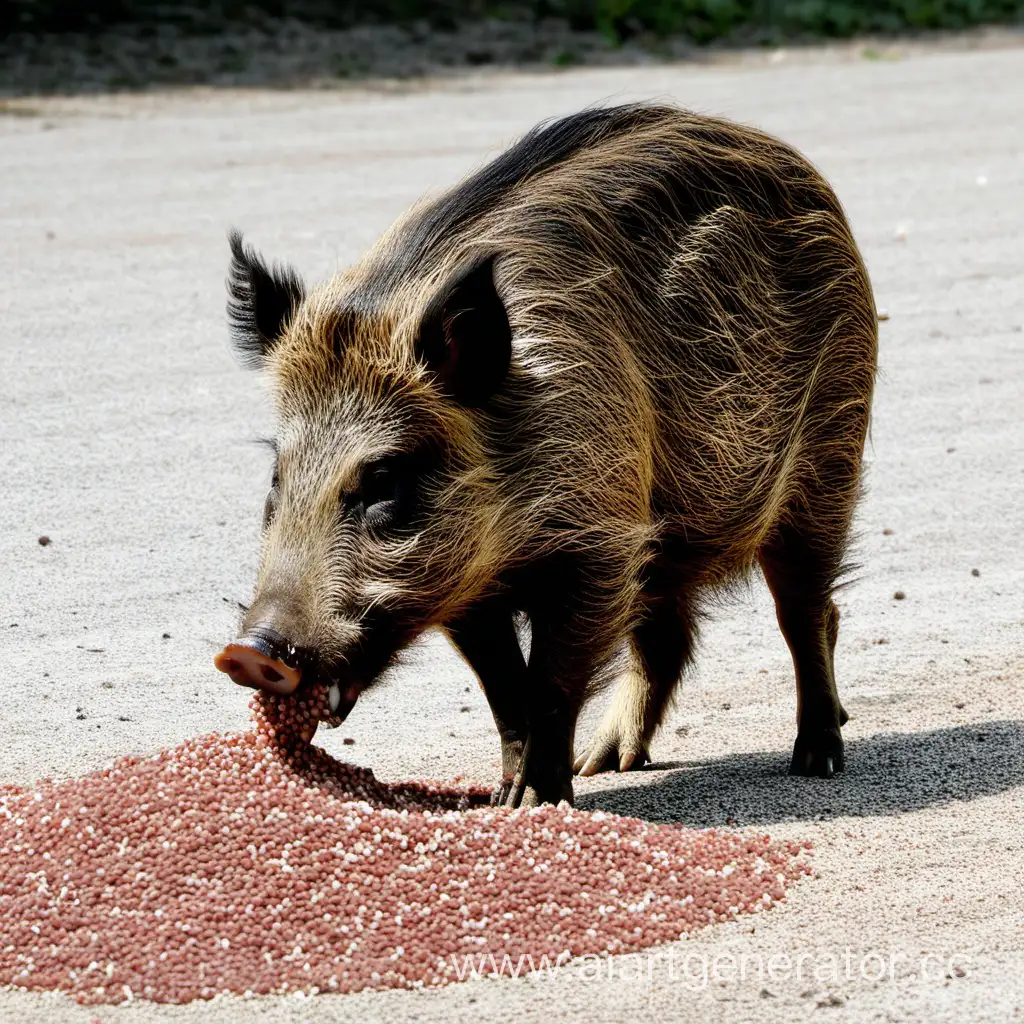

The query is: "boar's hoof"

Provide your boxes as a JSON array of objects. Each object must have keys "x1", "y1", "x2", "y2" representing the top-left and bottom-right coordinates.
[
  {"x1": 493, "y1": 736, "x2": 574, "y2": 808},
  {"x1": 790, "y1": 729, "x2": 845, "y2": 778},
  {"x1": 573, "y1": 729, "x2": 650, "y2": 777},
  {"x1": 501, "y1": 777, "x2": 574, "y2": 809}
]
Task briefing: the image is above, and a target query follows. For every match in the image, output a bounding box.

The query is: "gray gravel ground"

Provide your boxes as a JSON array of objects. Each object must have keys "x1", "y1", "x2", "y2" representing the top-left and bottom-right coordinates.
[{"x1": 1, "y1": 38, "x2": 1023, "y2": 1024}]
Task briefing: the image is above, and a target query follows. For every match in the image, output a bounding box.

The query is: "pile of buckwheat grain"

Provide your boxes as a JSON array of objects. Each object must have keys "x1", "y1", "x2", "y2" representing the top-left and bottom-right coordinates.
[{"x1": 0, "y1": 682, "x2": 811, "y2": 1004}]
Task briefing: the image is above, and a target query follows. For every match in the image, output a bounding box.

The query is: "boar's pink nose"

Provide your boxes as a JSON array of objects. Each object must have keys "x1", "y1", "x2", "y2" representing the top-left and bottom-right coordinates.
[{"x1": 214, "y1": 634, "x2": 302, "y2": 695}]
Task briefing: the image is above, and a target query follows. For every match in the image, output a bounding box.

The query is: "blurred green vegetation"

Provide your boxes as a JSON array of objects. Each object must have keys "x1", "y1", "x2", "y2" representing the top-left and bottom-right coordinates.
[
  {"x1": 561, "y1": 0, "x2": 1024, "y2": 42},
  {"x1": 3, "y1": 0, "x2": 1022, "y2": 38}
]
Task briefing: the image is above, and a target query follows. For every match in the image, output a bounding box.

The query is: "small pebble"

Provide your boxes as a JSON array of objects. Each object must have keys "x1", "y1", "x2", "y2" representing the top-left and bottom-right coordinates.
[
  {"x1": 37, "y1": 536, "x2": 51, "y2": 547},
  {"x1": 893, "y1": 591, "x2": 906, "y2": 601},
  {"x1": 970, "y1": 568, "x2": 980, "y2": 577}
]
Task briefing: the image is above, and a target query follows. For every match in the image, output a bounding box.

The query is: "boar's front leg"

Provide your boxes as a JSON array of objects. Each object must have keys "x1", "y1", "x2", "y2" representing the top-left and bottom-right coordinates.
[
  {"x1": 446, "y1": 603, "x2": 533, "y2": 806},
  {"x1": 448, "y1": 596, "x2": 590, "y2": 808}
]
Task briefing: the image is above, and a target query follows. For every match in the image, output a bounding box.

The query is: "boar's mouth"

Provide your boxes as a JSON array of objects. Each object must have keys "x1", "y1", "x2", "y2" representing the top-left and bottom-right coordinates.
[
  {"x1": 215, "y1": 626, "x2": 361, "y2": 727},
  {"x1": 216, "y1": 608, "x2": 417, "y2": 728}
]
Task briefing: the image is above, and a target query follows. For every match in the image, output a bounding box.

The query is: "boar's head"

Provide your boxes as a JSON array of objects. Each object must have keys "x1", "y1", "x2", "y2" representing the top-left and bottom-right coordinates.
[{"x1": 214, "y1": 231, "x2": 514, "y2": 722}]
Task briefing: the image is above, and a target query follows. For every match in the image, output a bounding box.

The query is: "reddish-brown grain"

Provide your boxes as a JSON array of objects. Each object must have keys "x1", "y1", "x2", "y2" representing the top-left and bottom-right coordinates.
[{"x1": 0, "y1": 688, "x2": 810, "y2": 1004}]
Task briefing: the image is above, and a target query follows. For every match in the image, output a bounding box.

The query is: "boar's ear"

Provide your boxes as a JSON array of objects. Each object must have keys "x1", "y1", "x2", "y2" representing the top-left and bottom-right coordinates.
[
  {"x1": 415, "y1": 255, "x2": 511, "y2": 407},
  {"x1": 226, "y1": 229, "x2": 306, "y2": 367}
]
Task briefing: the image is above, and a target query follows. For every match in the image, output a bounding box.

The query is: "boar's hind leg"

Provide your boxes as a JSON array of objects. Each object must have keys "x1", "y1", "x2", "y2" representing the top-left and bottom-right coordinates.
[
  {"x1": 574, "y1": 596, "x2": 696, "y2": 776},
  {"x1": 446, "y1": 605, "x2": 532, "y2": 807},
  {"x1": 759, "y1": 522, "x2": 849, "y2": 778}
]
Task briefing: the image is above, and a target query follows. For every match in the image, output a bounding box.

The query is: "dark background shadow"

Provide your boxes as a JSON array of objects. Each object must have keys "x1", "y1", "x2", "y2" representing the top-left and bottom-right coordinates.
[
  {"x1": 577, "y1": 721, "x2": 1024, "y2": 828},
  {"x1": 2, "y1": 2, "x2": 1021, "y2": 99}
]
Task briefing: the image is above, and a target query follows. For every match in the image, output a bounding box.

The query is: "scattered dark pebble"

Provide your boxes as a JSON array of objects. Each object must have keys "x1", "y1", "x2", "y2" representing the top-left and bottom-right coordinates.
[
  {"x1": 675, "y1": 725, "x2": 690, "y2": 737},
  {"x1": 954, "y1": 702, "x2": 966, "y2": 709},
  {"x1": 459, "y1": 705, "x2": 471, "y2": 713},
  {"x1": 971, "y1": 568, "x2": 980, "y2": 577},
  {"x1": 117, "y1": 716, "x2": 132, "y2": 722},
  {"x1": 75, "y1": 713, "x2": 86, "y2": 721},
  {"x1": 882, "y1": 528, "x2": 894, "y2": 536},
  {"x1": 162, "y1": 632, "x2": 172, "y2": 639},
  {"x1": 101, "y1": 681, "x2": 114, "y2": 689},
  {"x1": 873, "y1": 637, "x2": 889, "y2": 645},
  {"x1": 37, "y1": 536, "x2": 51, "y2": 546},
  {"x1": 342, "y1": 737, "x2": 355, "y2": 746},
  {"x1": 721, "y1": 702, "x2": 731, "y2": 710},
  {"x1": 893, "y1": 591, "x2": 906, "y2": 601},
  {"x1": 8, "y1": 624, "x2": 17, "y2": 628},
  {"x1": 946, "y1": 447, "x2": 956, "y2": 453}
]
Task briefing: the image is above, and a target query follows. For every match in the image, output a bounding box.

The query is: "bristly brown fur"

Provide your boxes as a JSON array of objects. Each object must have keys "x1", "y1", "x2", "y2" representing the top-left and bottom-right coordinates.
[{"x1": 226, "y1": 103, "x2": 878, "y2": 803}]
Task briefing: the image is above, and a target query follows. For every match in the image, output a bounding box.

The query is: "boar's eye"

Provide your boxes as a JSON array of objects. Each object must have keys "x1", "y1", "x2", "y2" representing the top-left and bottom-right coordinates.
[
  {"x1": 345, "y1": 456, "x2": 423, "y2": 533},
  {"x1": 262, "y1": 490, "x2": 277, "y2": 530},
  {"x1": 358, "y1": 461, "x2": 400, "y2": 531},
  {"x1": 361, "y1": 462, "x2": 397, "y2": 508},
  {"x1": 263, "y1": 462, "x2": 280, "y2": 529}
]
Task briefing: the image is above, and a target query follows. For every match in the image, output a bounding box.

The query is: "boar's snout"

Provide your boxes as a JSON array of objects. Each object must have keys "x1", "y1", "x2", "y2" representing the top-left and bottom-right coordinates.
[{"x1": 214, "y1": 626, "x2": 303, "y2": 696}]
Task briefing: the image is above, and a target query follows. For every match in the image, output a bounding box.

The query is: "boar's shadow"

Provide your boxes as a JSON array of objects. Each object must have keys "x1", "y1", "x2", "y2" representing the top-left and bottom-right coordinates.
[{"x1": 576, "y1": 720, "x2": 1024, "y2": 828}]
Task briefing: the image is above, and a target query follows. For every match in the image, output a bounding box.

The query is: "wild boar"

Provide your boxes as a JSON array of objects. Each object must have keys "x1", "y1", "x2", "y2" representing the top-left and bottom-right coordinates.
[{"x1": 214, "y1": 103, "x2": 877, "y2": 806}]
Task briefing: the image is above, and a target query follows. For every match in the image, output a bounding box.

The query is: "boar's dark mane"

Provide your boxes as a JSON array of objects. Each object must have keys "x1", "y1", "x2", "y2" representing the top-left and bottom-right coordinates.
[{"x1": 350, "y1": 104, "x2": 671, "y2": 309}]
